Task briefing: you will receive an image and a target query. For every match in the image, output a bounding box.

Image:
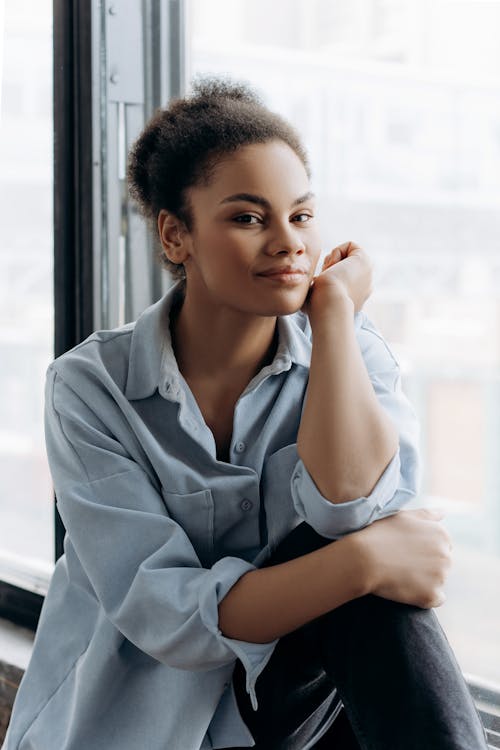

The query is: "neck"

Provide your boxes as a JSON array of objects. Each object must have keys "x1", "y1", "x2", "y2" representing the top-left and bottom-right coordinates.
[{"x1": 170, "y1": 285, "x2": 278, "y2": 387}]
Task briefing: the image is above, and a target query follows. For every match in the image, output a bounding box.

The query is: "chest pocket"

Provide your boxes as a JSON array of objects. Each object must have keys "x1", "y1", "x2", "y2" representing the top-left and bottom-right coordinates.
[{"x1": 161, "y1": 488, "x2": 215, "y2": 568}]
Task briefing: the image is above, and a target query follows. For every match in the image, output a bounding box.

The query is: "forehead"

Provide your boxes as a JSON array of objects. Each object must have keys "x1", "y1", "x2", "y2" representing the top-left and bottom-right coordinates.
[{"x1": 194, "y1": 140, "x2": 310, "y2": 204}]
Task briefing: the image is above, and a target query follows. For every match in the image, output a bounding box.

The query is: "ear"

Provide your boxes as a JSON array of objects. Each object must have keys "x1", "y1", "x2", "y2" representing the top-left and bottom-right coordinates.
[{"x1": 157, "y1": 209, "x2": 190, "y2": 264}]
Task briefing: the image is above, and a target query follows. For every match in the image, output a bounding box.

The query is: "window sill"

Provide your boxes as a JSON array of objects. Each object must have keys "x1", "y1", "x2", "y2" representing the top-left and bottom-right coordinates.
[
  {"x1": 0, "y1": 617, "x2": 33, "y2": 745},
  {"x1": 0, "y1": 616, "x2": 34, "y2": 672}
]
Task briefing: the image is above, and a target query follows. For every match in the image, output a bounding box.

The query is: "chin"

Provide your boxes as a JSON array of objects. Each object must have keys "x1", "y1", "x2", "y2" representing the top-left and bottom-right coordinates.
[{"x1": 257, "y1": 299, "x2": 307, "y2": 317}]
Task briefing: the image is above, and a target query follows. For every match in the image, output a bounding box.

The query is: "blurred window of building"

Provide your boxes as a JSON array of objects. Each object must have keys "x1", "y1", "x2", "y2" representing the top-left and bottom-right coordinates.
[
  {"x1": 186, "y1": 0, "x2": 500, "y2": 688},
  {"x1": 0, "y1": 0, "x2": 54, "y2": 589}
]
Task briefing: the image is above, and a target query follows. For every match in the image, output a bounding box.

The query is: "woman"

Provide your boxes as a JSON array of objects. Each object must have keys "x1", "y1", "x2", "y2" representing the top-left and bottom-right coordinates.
[{"x1": 3, "y1": 76, "x2": 488, "y2": 750}]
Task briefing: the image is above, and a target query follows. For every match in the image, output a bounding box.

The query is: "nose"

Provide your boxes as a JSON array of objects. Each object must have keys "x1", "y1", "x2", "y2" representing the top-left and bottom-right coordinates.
[{"x1": 266, "y1": 221, "x2": 306, "y2": 256}]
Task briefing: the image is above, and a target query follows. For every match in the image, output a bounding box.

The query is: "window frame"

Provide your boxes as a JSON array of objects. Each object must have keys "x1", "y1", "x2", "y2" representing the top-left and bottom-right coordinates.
[
  {"x1": 0, "y1": 0, "x2": 186, "y2": 630},
  {"x1": 0, "y1": 0, "x2": 93, "y2": 630},
  {"x1": 0, "y1": 4, "x2": 499, "y2": 741}
]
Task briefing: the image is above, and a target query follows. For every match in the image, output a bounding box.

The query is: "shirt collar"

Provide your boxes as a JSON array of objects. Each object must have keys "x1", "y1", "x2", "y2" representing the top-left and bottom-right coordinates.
[
  {"x1": 124, "y1": 280, "x2": 312, "y2": 401},
  {"x1": 279, "y1": 309, "x2": 311, "y2": 369},
  {"x1": 124, "y1": 283, "x2": 179, "y2": 400}
]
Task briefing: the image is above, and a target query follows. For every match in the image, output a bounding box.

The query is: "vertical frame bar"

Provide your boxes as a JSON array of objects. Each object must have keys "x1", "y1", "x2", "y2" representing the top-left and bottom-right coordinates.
[
  {"x1": 53, "y1": 0, "x2": 94, "y2": 359},
  {"x1": 53, "y1": 0, "x2": 94, "y2": 562}
]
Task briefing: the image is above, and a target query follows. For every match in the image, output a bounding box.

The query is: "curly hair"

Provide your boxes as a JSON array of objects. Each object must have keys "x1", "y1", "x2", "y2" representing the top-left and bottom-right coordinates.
[{"x1": 126, "y1": 73, "x2": 311, "y2": 281}]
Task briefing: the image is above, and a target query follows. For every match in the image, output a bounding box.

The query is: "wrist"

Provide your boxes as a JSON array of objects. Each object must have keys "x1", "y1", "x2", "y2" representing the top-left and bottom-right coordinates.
[
  {"x1": 343, "y1": 530, "x2": 376, "y2": 598},
  {"x1": 307, "y1": 290, "x2": 354, "y2": 328}
]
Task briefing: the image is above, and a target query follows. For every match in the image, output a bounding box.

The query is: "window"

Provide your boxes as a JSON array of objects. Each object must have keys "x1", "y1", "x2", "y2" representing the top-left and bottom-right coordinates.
[
  {"x1": 186, "y1": 0, "x2": 500, "y2": 706},
  {"x1": 2, "y1": 1, "x2": 499, "y2": 741},
  {"x1": 0, "y1": 0, "x2": 183, "y2": 625},
  {"x1": 0, "y1": 1, "x2": 54, "y2": 595}
]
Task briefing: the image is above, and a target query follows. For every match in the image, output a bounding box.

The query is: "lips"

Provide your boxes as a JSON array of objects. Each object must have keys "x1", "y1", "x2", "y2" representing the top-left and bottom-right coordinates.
[{"x1": 257, "y1": 266, "x2": 308, "y2": 277}]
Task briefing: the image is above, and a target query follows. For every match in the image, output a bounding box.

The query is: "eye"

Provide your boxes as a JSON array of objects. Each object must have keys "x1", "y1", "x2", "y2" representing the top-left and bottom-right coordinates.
[
  {"x1": 293, "y1": 213, "x2": 313, "y2": 223},
  {"x1": 233, "y1": 214, "x2": 261, "y2": 225}
]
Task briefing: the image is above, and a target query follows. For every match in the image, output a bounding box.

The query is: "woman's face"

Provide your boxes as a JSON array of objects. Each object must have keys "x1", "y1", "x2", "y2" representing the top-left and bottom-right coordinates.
[{"x1": 174, "y1": 139, "x2": 323, "y2": 317}]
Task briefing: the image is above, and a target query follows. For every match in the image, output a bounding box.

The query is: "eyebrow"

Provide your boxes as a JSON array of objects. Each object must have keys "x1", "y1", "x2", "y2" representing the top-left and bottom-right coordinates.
[{"x1": 219, "y1": 191, "x2": 315, "y2": 209}]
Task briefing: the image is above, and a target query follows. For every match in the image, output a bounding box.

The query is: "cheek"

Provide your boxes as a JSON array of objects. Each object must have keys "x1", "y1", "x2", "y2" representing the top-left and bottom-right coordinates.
[{"x1": 199, "y1": 243, "x2": 247, "y2": 284}]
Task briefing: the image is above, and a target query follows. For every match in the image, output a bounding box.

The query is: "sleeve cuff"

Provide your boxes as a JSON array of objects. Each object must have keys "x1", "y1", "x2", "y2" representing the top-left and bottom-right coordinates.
[
  {"x1": 198, "y1": 555, "x2": 279, "y2": 711},
  {"x1": 290, "y1": 449, "x2": 402, "y2": 540}
]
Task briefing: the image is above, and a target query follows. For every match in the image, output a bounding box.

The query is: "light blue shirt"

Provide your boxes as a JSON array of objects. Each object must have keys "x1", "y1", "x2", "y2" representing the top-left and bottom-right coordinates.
[{"x1": 4, "y1": 280, "x2": 420, "y2": 750}]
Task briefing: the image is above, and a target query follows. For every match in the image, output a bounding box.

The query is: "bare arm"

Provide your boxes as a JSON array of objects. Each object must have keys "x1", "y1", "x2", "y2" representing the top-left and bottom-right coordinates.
[
  {"x1": 218, "y1": 508, "x2": 453, "y2": 643},
  {"x1": 297, "y1": 242, "x2": 399, "y2": 503},
  {"x1": 219, "y1": 243, "x2": 452, "y2": 643},
  {"x1": 218, "y1": 532, "x2": 368, "y2": 643}
]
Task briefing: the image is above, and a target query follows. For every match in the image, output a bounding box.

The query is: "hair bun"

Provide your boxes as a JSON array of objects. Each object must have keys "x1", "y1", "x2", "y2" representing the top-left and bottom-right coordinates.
[
  {"x1": 127, "y1": 73, "x2": 309, "y2": 283},
  {"x1": 189, "y1": 73, "x2": 264, "y2": 107}
]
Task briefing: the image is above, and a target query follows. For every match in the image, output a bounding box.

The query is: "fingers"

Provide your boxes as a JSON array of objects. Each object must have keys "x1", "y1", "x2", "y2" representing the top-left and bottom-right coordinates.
[
  {"x1": 322, "y1": 241, "x2": 366, "y2": 270},
  {"x1": 431, "y1": 589, "x2": 447, "y2": 608},
  {"x1": 412, "y1": 508, "x2": 453, "y2": 552},
  {"x1": 426, "y1": 508, "x2": 445, "y2": 519},
  {"x1": 336, "y1": 240, "x2": 362, "y2": 255},
  {"x1": 321, "y1": 247, "x2": 342, "y2": 270}
]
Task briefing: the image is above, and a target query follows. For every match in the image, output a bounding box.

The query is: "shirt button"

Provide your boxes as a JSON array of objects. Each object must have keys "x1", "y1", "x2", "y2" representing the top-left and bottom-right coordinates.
[
  {"x1": 240, "y1": 499, "x2": 253, "y2": 511},
  {"x1": 234, "y1": 441, "x2": 246, "y2": 454}
]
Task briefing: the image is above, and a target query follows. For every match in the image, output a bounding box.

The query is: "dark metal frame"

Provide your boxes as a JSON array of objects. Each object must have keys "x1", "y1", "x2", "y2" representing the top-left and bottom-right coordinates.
[
  {"x1": 52, "y1": 0, "x2": 94, "y2": 563},
  {"x1": 0, "y1": 0, "x2": 94, "y2": 631}
]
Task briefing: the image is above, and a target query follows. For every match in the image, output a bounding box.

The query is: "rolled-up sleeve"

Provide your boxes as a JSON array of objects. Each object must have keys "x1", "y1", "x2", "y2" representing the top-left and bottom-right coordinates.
[
  {"x1": 290, "y1": 311, "x2": 421, "y2": 540},
  {"x1": 44, "y1": 365, "x2": 278, "y2": 711}
]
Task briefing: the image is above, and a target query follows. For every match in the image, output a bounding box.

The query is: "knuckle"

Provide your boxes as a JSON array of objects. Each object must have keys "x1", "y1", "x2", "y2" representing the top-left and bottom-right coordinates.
[
  {"x1": 437, "y1": 570, "x2": 448, "y2": 586},
  {"x1": 437, "y1": 544, "x2": 452, "y2": 562},
  {"x1": 440, "y1": 553, "x2": 453, "y2": 572},
  {"x1": 427, "y1": 588, "x2": 445, "y2": 608},
  {"x1": 436, "y1": 591, "x2": 446, "y2": 607}
]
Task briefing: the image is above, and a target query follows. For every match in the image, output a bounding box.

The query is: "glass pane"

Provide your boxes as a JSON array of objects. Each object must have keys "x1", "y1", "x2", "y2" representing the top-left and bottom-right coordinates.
[
  {"x1": 0, "y1": 0, "x2": 54, "y2": 586},
  {"x1": 187, "y1": 0, "x2": 500, "y2": 687}
]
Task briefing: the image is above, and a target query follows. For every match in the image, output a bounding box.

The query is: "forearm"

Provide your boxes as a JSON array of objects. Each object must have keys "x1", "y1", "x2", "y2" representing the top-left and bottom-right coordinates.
[
  {"x1": 218, "y1": 533, "x2": 369, "y2": 643},
  {"x1": 297, "y1": 295, "x2": 399, "y2": 503}
]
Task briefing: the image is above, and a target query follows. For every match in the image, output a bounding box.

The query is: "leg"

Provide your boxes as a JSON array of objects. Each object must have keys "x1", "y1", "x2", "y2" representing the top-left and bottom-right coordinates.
[
  {"x1": 232, "y1": 606, "x2": 348, "y2": 749},
  {"x1": 315, "y1": 584, "x2": 490, "y2": 749},
  {"x1": 261, "y1": 522, "x2": 489, "y2": 749},
  {"x1": 312, "y1": 706, "x2": 362, "y2": 749},
  {"x1": 231, "y1": 522, "x2": 359, "y2": 749},
  {"x1": 234, "y1": 521, "x2": 489, "y2": 749}
]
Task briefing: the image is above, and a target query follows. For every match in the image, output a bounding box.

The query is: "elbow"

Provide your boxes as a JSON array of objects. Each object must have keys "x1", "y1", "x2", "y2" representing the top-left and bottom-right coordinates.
[
  {"x1": 324, "y1": 448, "x2": 401, "y2": 505},
  {"x1": 316, "y1": 478, "x2": 374, "y2": 505}
]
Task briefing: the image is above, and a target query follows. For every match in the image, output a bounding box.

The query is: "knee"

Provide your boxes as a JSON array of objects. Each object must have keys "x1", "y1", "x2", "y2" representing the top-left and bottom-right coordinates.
[{"x1": 319, "y1": 592, "x2": 440, "y2": 642}]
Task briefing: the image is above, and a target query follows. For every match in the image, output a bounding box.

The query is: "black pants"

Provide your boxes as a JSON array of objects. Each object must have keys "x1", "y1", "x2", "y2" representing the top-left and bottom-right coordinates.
[{"x1": 229, "y1": 522, "x2": 489, "y2": 750}]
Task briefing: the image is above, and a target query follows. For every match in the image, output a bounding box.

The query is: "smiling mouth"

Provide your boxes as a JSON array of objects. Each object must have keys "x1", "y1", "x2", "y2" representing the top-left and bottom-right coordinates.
[
  {"x1": 256, "y1": 270, "x2": 307, "y2": 284},
  {"x1": 257, "y1": 269, "x2": 308, "y2": 287}
]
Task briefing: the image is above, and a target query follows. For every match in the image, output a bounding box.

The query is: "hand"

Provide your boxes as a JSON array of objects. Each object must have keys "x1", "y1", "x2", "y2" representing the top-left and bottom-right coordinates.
[
  {"x1": 353, "y1": 508, "x2": 454, "y2": 609},
  {"x1": 302, "y1": 241, "x2": 373, "y2": 320}
]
